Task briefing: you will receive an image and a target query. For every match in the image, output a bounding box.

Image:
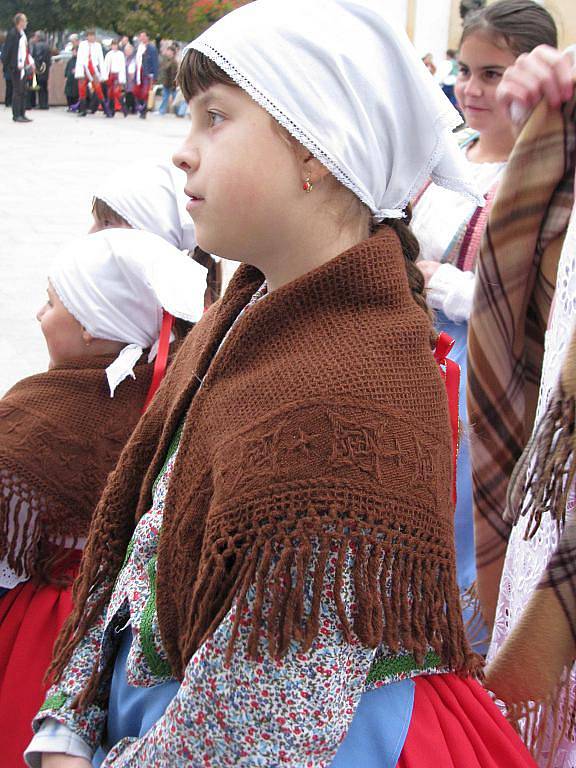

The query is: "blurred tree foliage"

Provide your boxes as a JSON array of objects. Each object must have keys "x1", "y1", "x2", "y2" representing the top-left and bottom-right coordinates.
[
  {"x1": 187, "y1": 0, "x2": 251, "y2": 34},
  {"x1": 0, "y1": 0, "x2": 222, "y2": 38}
]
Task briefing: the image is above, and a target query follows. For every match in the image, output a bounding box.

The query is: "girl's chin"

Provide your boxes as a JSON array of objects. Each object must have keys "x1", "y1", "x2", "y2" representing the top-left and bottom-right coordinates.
[{"x1": 463, "y1": 110, "x2": 493, "y2": 129}]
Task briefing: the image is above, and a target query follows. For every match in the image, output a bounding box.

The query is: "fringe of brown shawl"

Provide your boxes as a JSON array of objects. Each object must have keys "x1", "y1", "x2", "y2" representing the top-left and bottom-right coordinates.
[
  {"x1": 65, "y1": 535, "x2": 483, "y2": 710},
  {"x1": 0, "y1": 460, "x2": 85, "y2": 586},
  {"x1": 52, "y1": 519, "x2": 485, "y2": 711},
  {"x1": 184, "y1": 528, "x2": 484, "y2": 674}
]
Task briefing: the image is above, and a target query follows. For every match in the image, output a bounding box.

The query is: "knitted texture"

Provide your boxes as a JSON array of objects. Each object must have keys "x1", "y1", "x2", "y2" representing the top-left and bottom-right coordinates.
[
  {"x1": 50, "y1": 227, "x2": 480, "y2": 705},
  {"x1": 0, "y1": 356, "x2": 153, "y2": 583}
]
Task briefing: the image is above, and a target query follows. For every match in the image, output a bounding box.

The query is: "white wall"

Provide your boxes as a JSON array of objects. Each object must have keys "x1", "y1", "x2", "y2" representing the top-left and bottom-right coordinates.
[
  {"x1": 413, "y1": 0, "x2": 453, "y2": 77},
  {"x1": 382, "y1": 0, "x2": 410, "y2": 30}
]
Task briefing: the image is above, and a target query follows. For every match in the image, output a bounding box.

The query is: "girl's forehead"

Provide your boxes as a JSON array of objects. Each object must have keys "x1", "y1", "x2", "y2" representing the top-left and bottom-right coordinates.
[{"x1": 458, "y1": 36, "x2": 516, "y2": 68}]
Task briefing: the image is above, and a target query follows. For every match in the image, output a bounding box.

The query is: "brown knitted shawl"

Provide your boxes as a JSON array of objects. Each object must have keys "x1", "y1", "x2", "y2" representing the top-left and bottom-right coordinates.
[
  {"x1": 0, "y1": 356, "x2": 153, "y2": 584},
  {"x1": 52, "y1": 227, "x2": 480, "y2": 699}
]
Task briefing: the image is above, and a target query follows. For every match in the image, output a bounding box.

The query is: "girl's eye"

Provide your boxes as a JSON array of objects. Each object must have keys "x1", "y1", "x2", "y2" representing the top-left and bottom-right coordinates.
[
  {"x1": 208, "y1": 110, "x2": 225, "y2": 127},
  {"x1": 457, "y1": 66, "x2": 469, "y2": 78},
  {"x1": 484, "y1": 70, "x2": 503, "y2": 82}
]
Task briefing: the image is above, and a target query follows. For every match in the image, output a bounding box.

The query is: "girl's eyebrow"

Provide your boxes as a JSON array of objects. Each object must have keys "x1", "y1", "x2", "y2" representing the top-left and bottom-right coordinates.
[{"x1": 457, "y1": 59, "x2": 507, "y2": 71}]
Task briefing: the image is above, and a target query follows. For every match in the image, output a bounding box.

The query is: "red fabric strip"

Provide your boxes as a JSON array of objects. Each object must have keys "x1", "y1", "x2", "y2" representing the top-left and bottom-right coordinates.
[
  {"x1": 434, "y1": 332, "x2": 460, "y2": 506},
  {"x1": 142, "y1": 311, "x2": 174, "y2": 413}
]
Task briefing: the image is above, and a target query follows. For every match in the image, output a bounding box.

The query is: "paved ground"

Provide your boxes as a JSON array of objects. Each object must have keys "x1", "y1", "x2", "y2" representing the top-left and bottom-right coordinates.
[{"x1": 0, "y1": 104, "x2": 191, "y2": 395}]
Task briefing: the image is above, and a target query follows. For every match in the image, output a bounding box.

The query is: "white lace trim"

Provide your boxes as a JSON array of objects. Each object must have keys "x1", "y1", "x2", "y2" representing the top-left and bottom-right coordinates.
[
  {"x1": 192, "y1": 42, "x2": 380, "y2": 210},
  {"x1": 192, "y1": 42, "x2": 481, "y2": 221}
]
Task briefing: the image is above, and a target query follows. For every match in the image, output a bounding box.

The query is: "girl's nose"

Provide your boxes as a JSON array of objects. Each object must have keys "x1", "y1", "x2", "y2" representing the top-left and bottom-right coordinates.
[
  {"x1": 172, "y1": 138, "x2": 200, "y2": 174},
  {"x1": 465, "y1": 75, "x2": 483, "y2": 98}
]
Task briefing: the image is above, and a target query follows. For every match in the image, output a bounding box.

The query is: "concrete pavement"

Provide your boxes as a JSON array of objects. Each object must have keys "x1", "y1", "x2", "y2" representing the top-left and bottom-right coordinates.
[{"x1": 0, "y1": 104, "x2": 191, "y2": 395}]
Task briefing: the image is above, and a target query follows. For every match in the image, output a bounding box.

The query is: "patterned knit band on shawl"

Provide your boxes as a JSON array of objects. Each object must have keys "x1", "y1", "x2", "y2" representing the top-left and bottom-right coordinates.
[
  {"x1": 467, "y1": 93, "x2": 576, "y2": 628},
  {"x1": 0, "y1": 357, "x2": 153, "y2": 584},
  {"x1": 49, "y1": 227, "x2": 481, "y2": 708}
]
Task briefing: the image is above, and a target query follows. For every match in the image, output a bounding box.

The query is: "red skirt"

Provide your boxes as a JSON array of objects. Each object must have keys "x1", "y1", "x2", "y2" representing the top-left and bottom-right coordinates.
[
  {"x1": 399, "y1": 674, "x2": 536, "y2": 767},
  {"x1": 0, "y1": 553, "x2": 81, "y2": 768}
]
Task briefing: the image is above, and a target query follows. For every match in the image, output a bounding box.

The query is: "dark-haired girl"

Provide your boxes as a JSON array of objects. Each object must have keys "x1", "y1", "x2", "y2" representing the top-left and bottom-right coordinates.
[{"x1": 411, "y1": 0, "x2": 559, "y2": 637}]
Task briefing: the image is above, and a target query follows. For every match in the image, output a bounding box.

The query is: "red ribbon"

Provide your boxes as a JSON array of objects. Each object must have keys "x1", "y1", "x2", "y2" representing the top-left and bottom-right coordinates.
[
  {"x1": 142, "y1": 310, "x2": 174, "y2": 413},
  {"x1": 434, "y1": 332, "x2": 460, "y2": 506}
]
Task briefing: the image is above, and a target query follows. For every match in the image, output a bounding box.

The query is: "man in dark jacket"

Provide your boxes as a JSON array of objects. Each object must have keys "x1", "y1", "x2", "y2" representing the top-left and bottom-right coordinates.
[
  {"x1": 135, "y1": 30, "x2": 159, "y2": 119},
  {"x1": 2, "y1": 12, "x2": 33, "y2": 122},
  {"x1": 31, "y1": 30, "x2": 51, "y2": 109}
]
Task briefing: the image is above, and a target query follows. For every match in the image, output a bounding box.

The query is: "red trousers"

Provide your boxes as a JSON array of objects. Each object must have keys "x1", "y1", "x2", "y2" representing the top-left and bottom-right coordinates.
[
  {"x1": 107, "y1": 73, "x2": 122, "y2": 109},
  {"x1": 78, "y1": 76, "x2": 104, "y2": 102},
  {"x1": 134, "y1": 75, "x2": 153, "y2": 104}
]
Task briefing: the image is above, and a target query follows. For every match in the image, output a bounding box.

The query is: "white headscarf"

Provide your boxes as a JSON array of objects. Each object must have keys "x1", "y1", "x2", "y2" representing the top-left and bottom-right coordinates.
[
  {"x1": 186, "y1": 0, "x2": 483, "y2": 220},
  {"x1": 49, "y1": 229, "x2": 207, "y2": 396},
  {"x1": 94, "y1": 161, "x2": 197, "y2": 251}
]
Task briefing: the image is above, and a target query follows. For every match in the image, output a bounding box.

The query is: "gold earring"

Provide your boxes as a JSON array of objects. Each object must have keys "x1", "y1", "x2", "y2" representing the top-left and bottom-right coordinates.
[{"x1": 303, "y1": 175, "x2": 314, "y2": 193}]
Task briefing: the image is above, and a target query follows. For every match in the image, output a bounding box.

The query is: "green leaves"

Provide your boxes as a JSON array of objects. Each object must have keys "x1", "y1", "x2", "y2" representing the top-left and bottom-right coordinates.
[{"x1": 0, "y1": 0, "x2": 244, "y2": 38}]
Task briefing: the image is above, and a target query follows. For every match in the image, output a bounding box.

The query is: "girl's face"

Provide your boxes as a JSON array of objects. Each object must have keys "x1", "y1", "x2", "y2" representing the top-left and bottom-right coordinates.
[
  {"x1": 36, "y1": 283, "x2": 88, "y2": 368},
  {"x1": 455, "y1": 32, "x2": 518, "y2": 132},
  {"x1": 173, "y1": 83, "x2": 303, "y2": 264}
]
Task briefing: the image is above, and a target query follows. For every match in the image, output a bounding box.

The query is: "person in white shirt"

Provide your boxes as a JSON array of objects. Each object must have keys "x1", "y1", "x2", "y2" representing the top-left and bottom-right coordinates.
[
  {"x1": 74, "y1": 30, "x2": 109, "y2": 117},
  {"x1": 103, "y1": 39, "x2": 127, "y2": 117}
]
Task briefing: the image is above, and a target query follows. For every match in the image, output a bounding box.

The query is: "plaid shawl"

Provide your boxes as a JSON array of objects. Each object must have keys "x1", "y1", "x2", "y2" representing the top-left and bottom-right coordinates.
[
  {"x1": 485, "y1": 324, "x2": 576, "y2": 764},
  {"x1": 467, "y1": 93, "x2": 576, "y2": 629},
  {"x1": 507, "y1": 317, "x2": 576, "y2": 637}
]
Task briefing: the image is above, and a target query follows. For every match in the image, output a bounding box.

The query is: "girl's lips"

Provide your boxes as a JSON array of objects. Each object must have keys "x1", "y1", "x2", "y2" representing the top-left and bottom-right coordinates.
[
  {"x1": 465, "y1": 105, "x2": 489, "y2": 112},
  {"x1": 186, "y1": 197, "x2": 205, "y2": 213}
]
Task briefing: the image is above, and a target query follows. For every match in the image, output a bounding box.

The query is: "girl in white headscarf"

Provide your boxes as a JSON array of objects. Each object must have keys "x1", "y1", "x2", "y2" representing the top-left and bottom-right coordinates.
[
  {"x1": 90, "y1": 159, "x2": 230, "y2": 307},
  {"x1": 0, "y1": 229, "x2": 205, "y2": 768},
  {"x1": 27, "y1": 3, "x2": 534, "y2": 767}
]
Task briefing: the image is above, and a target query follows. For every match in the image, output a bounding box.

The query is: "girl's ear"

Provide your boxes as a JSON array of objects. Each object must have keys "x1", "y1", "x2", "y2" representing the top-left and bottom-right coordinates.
[
  {"x1": 301, "y1": 152, "x2": 330, "y2": 187},
  {"x1": 81, "y1": 329, "x2": 94, "y2": 347}
]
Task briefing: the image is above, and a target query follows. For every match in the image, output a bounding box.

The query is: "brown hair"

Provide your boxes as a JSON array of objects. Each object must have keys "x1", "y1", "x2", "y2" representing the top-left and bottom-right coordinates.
[
  {"x1": 461, "y1": 0, "x2": 557, "y2": 55},
  {"x1": 177, "y1": 47, "x2": 236, "y2": 100},
  {"x1": 191, "y1": 247, "x2": 222, "y2": 308},
  {"x1": 92, "y1": 198, "x2": 130, "y2": 228},
  {"x1": 178, "y1": 49, "x2": 433, "y2": 327}
]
